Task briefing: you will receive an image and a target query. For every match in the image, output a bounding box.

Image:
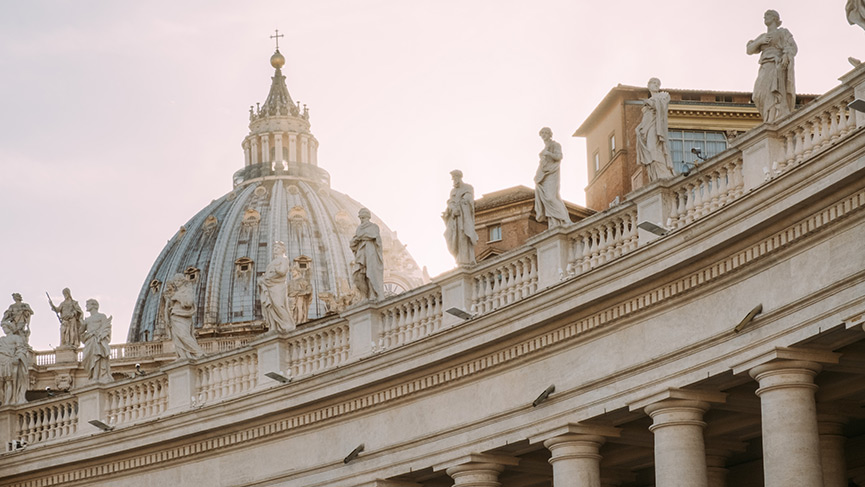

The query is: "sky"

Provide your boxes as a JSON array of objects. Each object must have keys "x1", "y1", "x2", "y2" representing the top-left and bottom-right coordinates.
[{"x1": 0, "y1": 0, "x2": 861, "y2": 351}]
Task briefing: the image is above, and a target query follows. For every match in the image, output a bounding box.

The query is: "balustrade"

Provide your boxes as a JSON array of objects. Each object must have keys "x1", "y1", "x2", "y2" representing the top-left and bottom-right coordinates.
[
  {"x1": 15, "y1": 397, "x2": 78, "y2": 445},
  {"x1": 285, "y1": 323, "x2": 350, "y2": 377},
  {"x1": 471, "y1": 252, "x2": 538, "y2": 314},
  {"x1": 567, "y1": 208, "x2": 638, "y2": 277},
  {"x1": 106, "y1": 375, "x2": 168, "y2": 426},
  {"x1": 380, "y1": 290, "x2": 443, "y2": 349},
  {"x1": 668, "y1": 157, "x2": 743, "y2": 229},
  {"x1": 776, "y1": 95, "x2": 855, "y2": 173},
  {"x1": 195, "y1": 351, "x2": 258, "y2": 404},
  {"x1": 109, "y1": 341, "x2": 165, "y2": 360}
]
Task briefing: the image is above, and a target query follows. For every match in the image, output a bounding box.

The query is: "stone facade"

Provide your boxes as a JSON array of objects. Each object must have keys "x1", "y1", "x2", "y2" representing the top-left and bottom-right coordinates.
[{"x1": 3, "y1": 47, "x2": 865, "y2": 487}]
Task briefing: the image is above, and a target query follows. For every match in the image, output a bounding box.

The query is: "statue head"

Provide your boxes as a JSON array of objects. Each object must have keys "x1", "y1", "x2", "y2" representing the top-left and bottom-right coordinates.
[
  {"x1": 272, "y1": 241, "x2": 287, "y2": 257},
  {"x1": 11, "y1": 293, "x2": 21, "y2": 303},
  {"x1": 358, "y1": 208, "x2": 371, "y2": 222},
  {"x1": 85, "y1": 299, "x2": 99, "y2": 313},
  {"x1": 450, "y1": 169, "x2": 463, "y2": 186},
  {"x1": 647, "y1": 77, "x2": 661, "y2": 92},
  {"x1": 539, "y1": 127, "x2": 553, "y2": 140},
  {"x1": 62, "y1": 288, "x2": 71, "y2": 299},
  {"x1": 764, "y1": 9, "x2": 781, "y2": 27}
]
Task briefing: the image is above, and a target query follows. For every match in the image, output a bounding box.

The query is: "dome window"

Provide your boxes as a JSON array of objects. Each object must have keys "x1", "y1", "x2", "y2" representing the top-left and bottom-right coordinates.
[
  {"x1": 235, "y1": 257, "x2": 254, "y2": 276},
  {"x1": 203, "y1": 215, "x2": 219, "y2": 232},
  {"x1": 288, "y1": 206, "x2": 308, "y2": 224},
  {"x1": 184, "y1": 266, "x2": 201, "y2": 281},
  {"x1": 242, "y1": 209, "x2": 261, "y2": 227},
  {"x1": 149, "y1": 279, "x2": 161, "y2": 294}
]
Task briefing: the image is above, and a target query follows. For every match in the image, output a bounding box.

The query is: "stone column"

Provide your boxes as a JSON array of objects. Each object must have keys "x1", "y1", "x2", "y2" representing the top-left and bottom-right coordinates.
[
  {"x1": 705, "y1": 449, "x2": 730, "y2": 487},
  {"x1": 749, "y1": 360, "x2": 823, "y2": 487},
  {"x1": 543, "y1": 434, "x2": 605, "y2": 487},
  {"x1": 818, "y1": 415, "x2": 848, "y2": 487},
  {"x1": 288, "y1": 134, "x2": 297, "y2": 162},
  {"x1": 260, "y1": 134, "x2": 270, "y2": 164},
  {"x1": 251, "y1": 138, "x2": 260, "y2": 164},
  {"x1": 274, "y1": 133, "x2": 284, "y2": 164},
  {"x1": 438, "y1": 454, "x2": 518, "y2": 487},
  {"x1": 645, "y1": 399, "x2": 711, "y2": 487}
]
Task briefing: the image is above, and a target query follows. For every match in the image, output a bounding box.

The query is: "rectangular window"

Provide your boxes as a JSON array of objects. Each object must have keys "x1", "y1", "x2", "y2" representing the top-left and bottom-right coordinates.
[
  {"x1": 594, "y1": 152, "x2": 600, "y2": 172},
  {"x1": 609, "y1": 133, "x2": 616, "y2": 159},
  {"x1": 667, "y1": 130, "x2": 728, "y2": 174},
  {"x1": 489, "y1": 225, "x2": 502, "y2": 242}
]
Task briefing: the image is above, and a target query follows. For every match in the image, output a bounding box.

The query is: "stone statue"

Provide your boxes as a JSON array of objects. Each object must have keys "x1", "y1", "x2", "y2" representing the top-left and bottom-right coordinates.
[
  {"x1": 350, "y1": 208, "x2": 385, "y2": 301},
  {"x1": 1, "y1": 293, "x2": 33, "y2": 342},
  {"x1": 163, "y1": 274, "x2": 204, "y2": 359},
  {"x1": 259, "y1": 242, "x2": 296, "y2": 333},
  {"x1": 747, "y1": 10, "x2": 797, "y2": 124},
  {"x1": 288, "y1": 263, "x2": 312, "y2": 323},
  {"x1": 48, "y1": 288, "x2": 84, "y2": 349},
  {"x1": 636, "y1": 78, "x2": 675, "y2": 182},
  {"x1": 443, "y1": 170, "x2": 479, "y2": 266},
  {"x1": 534, "y1": 127, "x2": 570, "y2": 228},
  {"x1": 0, "y1": 321, "x2": 30, "y2": 405},
  {"x1": 848, "y1": 0, "x2": 865, "y2": 32},
  {"x1": 81, "y1": 299, "x2": 111, "y2": 382}
]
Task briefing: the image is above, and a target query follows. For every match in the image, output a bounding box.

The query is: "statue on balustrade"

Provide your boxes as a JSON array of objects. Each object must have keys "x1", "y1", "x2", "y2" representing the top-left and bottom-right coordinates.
[
  {"x1": 1, "y1": 293, "x2": 33, "y2": 343},
  {"x1": 350, "y1": 208, "x2": 384, "y2": 302},
  {"x1": 534, "y1": 127, "x2": 570, "y2": 229},
  {"x1": 259, "y1": 242, "x2": 296, "y2": 334},
  {"x1": 81, "y1": 299, "x2": 112, "y2": 383},
  {"x1": 636, "y1": 77, "x2": 675, "y2": 182},
  {"x1": 443, "y1": 170, "x2": 479, "y2": 266},
  {"x1": 163, "y1": 274, "x2": 204, "y2": 359},
  {"x1": 747, "y1": 9, "x2": 797, "y2": 124},
  {"x1": 0, "y1": 321, "x2": 30, "y2": 405},
  {"x1": 48, "y1": 288, "x2": 83, "y2": 349},
  {"x1": 288, "y1": 262, "x2": 313, "y2": 323}
]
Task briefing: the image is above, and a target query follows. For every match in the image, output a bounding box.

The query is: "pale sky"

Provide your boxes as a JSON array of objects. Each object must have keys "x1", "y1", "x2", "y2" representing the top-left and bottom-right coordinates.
[{"x1": 0, "y1": 0, "x2": 860, "y2": 350}]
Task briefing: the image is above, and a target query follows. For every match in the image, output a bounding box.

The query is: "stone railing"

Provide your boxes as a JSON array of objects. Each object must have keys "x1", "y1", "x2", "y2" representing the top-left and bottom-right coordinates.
[
  {"x1": 110, "y1": 341, "x2": 167, "y2": 361},
  {"x1": 471, "y1": 250, "x2": 538, "y2": 314},
  {"x1": 13, "y1": 397, "x2": 78, "y2": 446},
  {"x1": 379, "y1": 289, "x2": 443, "y2": 349},
  {"x1": 566, "y1": 205, "x2": 639, "y2": 277},
  {"x1": 34, "y1": 351, "x2": 56, "y2": 367},
  {"x1": 284, "y1": 322, "x2": 350, "y2": 377},
  {"x1": 668, "y1": 154, "x2": 744, "y2": 229},
  {"x1": 195, "y1": 350, "x2": 258, "y2": 404},
  {"x1": 106, "y1": 375, "x2": 169, "y2": 426},
  {"x1": 199, "y1": 336, "x2": 253, "y2": 355},
  {"x1": 773, "y1": 91, "x2": 856, "y2": 174}
]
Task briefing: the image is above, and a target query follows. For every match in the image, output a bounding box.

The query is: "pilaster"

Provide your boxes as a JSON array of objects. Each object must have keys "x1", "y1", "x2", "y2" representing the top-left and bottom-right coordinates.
[
  {"x1": 255, "y1": 334, "x2": 290, "y2": 388},
  {"x1": 163, "y1": 359, "x2": 197, "y2": 412},
  {"x1": 434, "y1": 268, "x2": 474, "y2": 329},
  {"x1": 631, "y1": 184, "x2": 674, "y2": 245},
  {"x1": 730, "y1": 124, "x2": 785, "y2": 192},
  {"x1": 344, "y1": 303, "x2": 382, "y2": 360},
  {"x1": 532, "y1": 231, "x2": 570, "y2": 289}
]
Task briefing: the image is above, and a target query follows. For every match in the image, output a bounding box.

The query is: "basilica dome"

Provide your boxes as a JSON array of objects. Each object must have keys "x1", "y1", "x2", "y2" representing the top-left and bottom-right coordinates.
[{"x1": 127, "y1": 49, "x2": 424, "y2": 342}]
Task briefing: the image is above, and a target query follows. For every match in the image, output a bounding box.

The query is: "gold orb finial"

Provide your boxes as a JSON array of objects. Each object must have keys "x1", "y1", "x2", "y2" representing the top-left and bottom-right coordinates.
[{"x1": 271, "y1": 50, "x2": 285, "y2": 69}]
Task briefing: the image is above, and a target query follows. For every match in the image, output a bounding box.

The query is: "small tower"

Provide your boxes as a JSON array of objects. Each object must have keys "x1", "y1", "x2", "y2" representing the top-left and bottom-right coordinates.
[{"x1": 240, "y1": 46, "x2": 319, "y2": 177}]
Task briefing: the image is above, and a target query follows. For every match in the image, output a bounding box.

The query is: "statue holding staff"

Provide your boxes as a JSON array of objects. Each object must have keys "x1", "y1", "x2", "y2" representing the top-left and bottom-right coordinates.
[{"x1": 47, "y1": 288, "x2": 84, "y2": 348}]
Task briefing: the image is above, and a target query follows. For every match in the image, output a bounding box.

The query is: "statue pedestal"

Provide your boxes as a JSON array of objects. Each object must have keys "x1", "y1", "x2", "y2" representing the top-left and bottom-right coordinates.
[{"x1": 54, "y1": 347, "x2": 79, "y2": 364}]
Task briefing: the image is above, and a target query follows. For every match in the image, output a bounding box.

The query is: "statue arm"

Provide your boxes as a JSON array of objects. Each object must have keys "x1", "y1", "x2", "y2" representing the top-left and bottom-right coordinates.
[
  {"x1": 781, "y1": 29, "x2": 797, "y2": 64},
  {"x1": 746, "y1": 34, "x2": 767, "y2": 54},
  {"x1": 546, "y1": 141, "x2": 563, "y2": 162}
]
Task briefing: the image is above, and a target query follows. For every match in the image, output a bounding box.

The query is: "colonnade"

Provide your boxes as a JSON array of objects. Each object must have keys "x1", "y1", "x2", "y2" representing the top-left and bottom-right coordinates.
[{"x1": 372, "y1": 349, "x2": 852, "y2": 487}]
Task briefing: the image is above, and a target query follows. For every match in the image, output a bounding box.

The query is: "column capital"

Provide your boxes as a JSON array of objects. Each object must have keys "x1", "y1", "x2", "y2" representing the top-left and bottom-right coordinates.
[
  {"x1": 433, "y1": 453, "x2": 519, "y2": 473},
  {"x1": 528, "y1": 422, "x2": 621, "y2": 445},
  {"x1": 628, "y1": 387, "x2": 726, "y2": 412},
  {"x1": 732, "y1": 347, "x2": 840, "y2": 375},
  {"x1": 749, "y1": 360, "x2": 823, "y2": 397}
]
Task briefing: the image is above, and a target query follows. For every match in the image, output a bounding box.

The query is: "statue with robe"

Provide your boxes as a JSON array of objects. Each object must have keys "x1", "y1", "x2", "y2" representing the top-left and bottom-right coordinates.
[
  {"x1": 48, "y1": 288, "x2": 84, "y2": 348},
  {"x1": 1, "y1": 293, "x2": 33, "y2": 342},
  {"x1": 0, "y1": 321, "x2": 30, "y2": 405},
  {"x1": 443, "y1": 170, "x2": 479, "y2": 266},
  {"x1": 849, "y1": 1, "x2": 865, "y2": 32},
  {"x1": 636, "y1": 78, "x2": 675, "y2": 182},
  {"x1": 81, "y1": 299, "x2": 111, "y2": 382},
  {"x1": 259, "y1": 242, "x2": 296, "y2": 333},
  {"x1": 288, "y1": 262, "x2": 313, "y2": 323},
  {"x1": 350, "y1": 208, "x2": 385, "y2": 301},
  {"x1": 163, "y1": 274, "x2": 204, "y2": 359},
  {"x1": 534, "y1": 127, "x2": 570, "y2": 228},
  {"x1": 747, "y1": 9, "x2": 797, "y2": 124}
]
